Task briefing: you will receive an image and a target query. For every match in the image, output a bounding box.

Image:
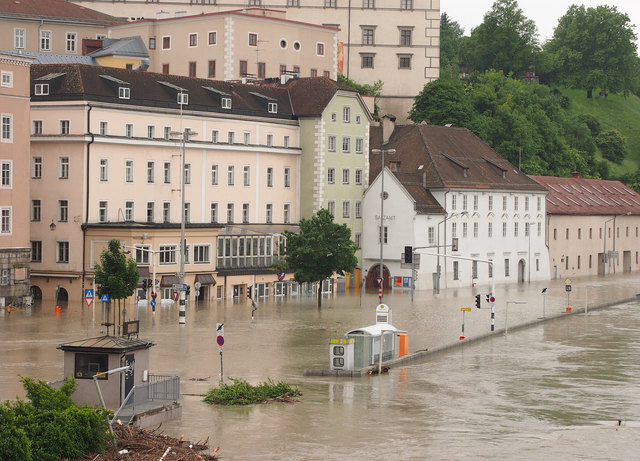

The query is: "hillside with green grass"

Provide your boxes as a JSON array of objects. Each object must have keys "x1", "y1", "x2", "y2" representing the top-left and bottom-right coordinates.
[{"x1": 561, "y1": 88, "x2": 640, "y2": 178}]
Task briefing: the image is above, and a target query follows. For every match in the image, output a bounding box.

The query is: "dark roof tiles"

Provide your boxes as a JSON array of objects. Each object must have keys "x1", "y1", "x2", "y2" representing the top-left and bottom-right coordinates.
[{"x1": 0, "y1": 0, "x2": 120, "y2": 24}]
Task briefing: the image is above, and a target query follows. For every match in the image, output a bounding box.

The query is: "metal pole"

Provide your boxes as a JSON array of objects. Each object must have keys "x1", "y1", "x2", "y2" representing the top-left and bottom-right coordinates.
[
  {"x1": 379, "y1": 149, "x2": 385, "y2": 299},
  {"x1": 179, "y1": 128, "x2": 188, "y2": 325},
  {"x1": 220, "y1": 350, "x2": 223, "y2": 383},
  {"x1": 410, "y1": 250, "x2": 415, "y2": 302},
  {"x1": 491, "y1": 262, "x2": 495, "y2": 331},
  {"x1": 152, "y1": 252, "x2": 157, "y2": 314}
]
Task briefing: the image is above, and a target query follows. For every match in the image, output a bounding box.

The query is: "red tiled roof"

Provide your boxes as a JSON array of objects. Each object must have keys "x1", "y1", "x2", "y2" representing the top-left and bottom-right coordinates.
[
  {"x1": 528, "y1": 175, "x2": 640, "y2": 216},
  {"x1": 393, "y1": 172, "x2": 446, "y2": 215},
  {"x1": 285, "y1": 76, "x2": 357, "y2": 116},
  {"x1": 0, "y1": 0, "x2": 121, "y2": 24},
  {"x1": 370, "y1": 123, "x2": 546, "y2": 193}
]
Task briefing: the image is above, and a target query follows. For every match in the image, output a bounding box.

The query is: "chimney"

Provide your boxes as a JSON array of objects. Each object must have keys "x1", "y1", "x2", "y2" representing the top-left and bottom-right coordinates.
[
  {"x1": 571, "y1": 171, "x2": 580, "y2": 178},
  {"x1": 423, "y1": 171, "x2": 427, "y2": 188},
  {"x1": 381, "y1": 114, "x2": 396, "y2": 145}
]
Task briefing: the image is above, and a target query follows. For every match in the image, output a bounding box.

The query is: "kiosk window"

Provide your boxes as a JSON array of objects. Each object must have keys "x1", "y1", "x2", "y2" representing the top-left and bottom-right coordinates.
[
  {"x1": 333, "y1": 346, "x2": 345, "y2": 356},
  {"x1": 333, "y1": 357, "x2": 344, "y2": 367},
  {"x1": 74, "y1": 353, "x2": 108, "y2": 379}
]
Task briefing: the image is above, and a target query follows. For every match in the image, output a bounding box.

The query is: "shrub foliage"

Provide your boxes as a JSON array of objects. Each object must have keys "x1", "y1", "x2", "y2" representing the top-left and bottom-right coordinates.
[{"x1": 203, "y1": 378, "x2": 301, "y2": 405}]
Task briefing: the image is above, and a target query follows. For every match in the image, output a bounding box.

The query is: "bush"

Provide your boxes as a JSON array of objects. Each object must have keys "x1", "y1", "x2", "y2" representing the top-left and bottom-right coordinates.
[
  {"x1": 203, "y1": 378, "x2": 301, "y2": 405},
  {"x1": 0, "y1": 377, "x2": 111, "y2": 461},
  {"x1": 596, "y1": 129, "x2": 627, "y2": 163}
]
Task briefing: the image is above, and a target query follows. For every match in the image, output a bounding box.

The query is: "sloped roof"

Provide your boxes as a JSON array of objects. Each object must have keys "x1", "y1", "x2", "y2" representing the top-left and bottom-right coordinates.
[
  {"x1": 58, "y1": 335, "x2": 154, "y2": 353},
  {"x1": 284, "y1": 76, "x2": 358, "y2": 116},
  {"x1": 392, "y1": 172, "x2": 446, "y2": 215},
  {"x1": 3, "y1": 50, "x2": 95, "y2": 65},
  {"x1": 0, "y1": 0, "x2": 121, "y2": 25},
  {"x1": 528, "y1": 175, "x2": 640, "y2": 216},
  {"x1": 370, "y1": 124, "x2": 546, "y2": 193},
  {"x1": 89, "y1": 36, "x2": 149, "y2": 58}
]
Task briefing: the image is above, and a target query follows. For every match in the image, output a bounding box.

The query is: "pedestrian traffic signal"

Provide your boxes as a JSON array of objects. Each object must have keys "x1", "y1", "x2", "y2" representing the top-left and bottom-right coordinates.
[
  {"x1": 452, "y1": 237, "x2": 459, "y2": 252},
  {"x1": 404, "y1": 246, "x2": 413, "y2": 263},
  {"x1": 186, "y1": 285, "x2": 191, "y2": 295},
  {"x1": 475, "y1": 294, "x2": 481, "y2": 309}
]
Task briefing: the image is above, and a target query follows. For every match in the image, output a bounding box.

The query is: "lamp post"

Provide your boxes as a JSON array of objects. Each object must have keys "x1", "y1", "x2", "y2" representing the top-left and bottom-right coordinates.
[
  {"x1": 171, "y1": 127, "x2": 197, "y2": 325},
  {"x1": 371, "y1": 147, "x2": 395, "y2": 299},
  {"x1": 505, "y1": 300, "x2": 527, "y2": 336},
  {"x1": 585, "y1": 284, "x2": 603, "y2": 315}
]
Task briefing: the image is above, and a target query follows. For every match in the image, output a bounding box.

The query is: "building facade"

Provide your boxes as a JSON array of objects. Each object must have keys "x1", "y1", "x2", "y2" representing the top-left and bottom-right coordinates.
[
  {"x1": 529, "y1": 173, "x2": 640, "y2": 279},
  {"x1": 71, "y1": 0, "x2": 441, "y2": 119},
  {"x1": 0, "y1": 52, "x2": 32, "y2": 306}
]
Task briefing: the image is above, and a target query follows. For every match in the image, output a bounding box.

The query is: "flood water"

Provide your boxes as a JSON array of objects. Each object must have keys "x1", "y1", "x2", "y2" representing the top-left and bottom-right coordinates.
[{"x1": 2, "y1": 274, "x2": 640, "y2": 460}]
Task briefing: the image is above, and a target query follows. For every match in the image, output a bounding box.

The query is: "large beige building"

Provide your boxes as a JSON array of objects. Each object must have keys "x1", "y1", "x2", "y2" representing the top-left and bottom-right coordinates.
[
  {"x1": 0, "y1": 52, "x2": 33, "y2": 306},
  {"x1": 71, "y1": 0, "x2": 441, "y2": 119},
  {"x1": 108, "y1": 8, "x2": 338, "y2": 81}
]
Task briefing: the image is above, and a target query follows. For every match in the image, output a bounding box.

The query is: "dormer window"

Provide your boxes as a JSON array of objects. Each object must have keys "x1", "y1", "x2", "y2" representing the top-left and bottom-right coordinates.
[
  {"x1": 35, "y1": 83, "x2": 49, "y2": 95},
  {"x1": 178, "y1": 93, "x2": 188, "y2": 105},
  {"x1": 119, "y1": 87, "x2": 130, "y2": 99},
  {"x1": 221, "y1": 97, "x2": 232, "y2": 109},
  {"x1": 268, "y1": 102, "x2": 278, "y2": 113}
]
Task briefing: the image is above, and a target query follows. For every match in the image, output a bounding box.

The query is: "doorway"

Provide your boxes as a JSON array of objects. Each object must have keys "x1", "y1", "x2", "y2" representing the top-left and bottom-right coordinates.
[{"x1": 518, "y1": 259, "x2": 526, "y2": 283}]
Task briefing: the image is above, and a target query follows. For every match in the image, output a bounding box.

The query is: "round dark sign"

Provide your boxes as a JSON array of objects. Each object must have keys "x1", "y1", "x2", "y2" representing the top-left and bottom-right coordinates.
[{"x1": 216, "y1": 335, "x2": 224, "y2": 346}]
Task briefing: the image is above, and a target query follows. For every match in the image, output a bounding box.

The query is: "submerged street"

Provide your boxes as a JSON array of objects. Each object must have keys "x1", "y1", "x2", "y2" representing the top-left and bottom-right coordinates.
[{"x1": 2, "y1": 274, "x2": 640, "y2": 460}]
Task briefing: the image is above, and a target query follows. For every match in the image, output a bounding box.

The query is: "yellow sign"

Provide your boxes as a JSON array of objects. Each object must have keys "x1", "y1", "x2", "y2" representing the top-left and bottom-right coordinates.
[
  {"x1": 461, "y1": 308, "x2": 471, "y2": 311},
  {"x1": 565, "y1": 278, "x2": 571, "y2": 285}
]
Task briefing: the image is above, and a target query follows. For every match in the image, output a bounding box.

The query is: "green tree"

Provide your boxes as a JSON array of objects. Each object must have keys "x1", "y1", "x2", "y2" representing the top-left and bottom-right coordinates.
[
  {"x1": 596, "y1": 129, "x2": 627, "y2": 163},
  {"x1": 409, "y1": 77, "x2": 472, "y2": 125},
  {"x1": 459, "y1": 0, "x2": 539, "y2": 76},
  {"x1": 543, "y1": 5, "x2": 638, "y2": 97},
  {"x1": 94, "y1": 239, "x2": 139, "y2": 329},
  {"x1": 282, "y1": 209, "x2": 357, "y2": 307},
  {"x1": 439, "y1": 13, "x2": 464, "y2": 78}
]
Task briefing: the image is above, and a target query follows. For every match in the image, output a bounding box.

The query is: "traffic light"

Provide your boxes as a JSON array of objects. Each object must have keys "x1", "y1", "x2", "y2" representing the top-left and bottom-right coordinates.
[
  {"x1": 404, "y1": 246, "x2": 413, "y2": 263},
  {"x1": 486, "y1": 294, "x2": 490, "y2": 304},
  {"x1": 142, "y1": 279, "x2": 147, "y2": 290},
  {"x1": 186, "y1": 285, "x2": 191, "y2": 295},
  {"x1": 475, "y1": 294, "x2": 481, "y2": 309},
  {"x1": 147, "y1": 279, "x2": 152, "y2": 289},
  {"x1": 452, "y1": 237, "x2": 459, "y2": 252}
]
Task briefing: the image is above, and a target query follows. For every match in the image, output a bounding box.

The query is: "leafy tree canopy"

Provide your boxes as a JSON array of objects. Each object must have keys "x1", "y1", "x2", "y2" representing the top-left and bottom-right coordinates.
[
  {"x1": 94, "y1": 239, "x2": 139, "y2": 301},
  {"x1": 282, "y1": 209, "x2": 357, "y2": 305},
  {"x1": 543, "y1": 4, "x2": 639, "y2": 97},
  {"x1": 408, "y1": 77, "x2": 472, "y2": 125},
  {"x1": 439, "y1": 13, "x2": 465, "y2": 78}
]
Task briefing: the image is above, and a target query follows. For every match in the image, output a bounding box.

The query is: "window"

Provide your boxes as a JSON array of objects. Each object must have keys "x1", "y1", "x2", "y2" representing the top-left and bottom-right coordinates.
[
  {"x1": 58, "y1": 200, "x2": 68, "y2": 222},
  {"x1": 400, "y1": 0, "x2": 412, "y2": 9},
  {"x1": 488, "y1": 195, "x2": 493, "y2": 210},
  {"x1": 504, "y1": 259, "x2": 510, "y2": 277},
  {"x1": 226, "y1": 203, "x2": 234, "y2": 223},
  {"x1": 428, "y1": 227, "x2": 435, "y2": 245},
  {"x1": 356, "y1": 115, "x2": 361, "y2": 124},
  {"x1": 31, "y1": 241, "x2": 42, "y2": 262},
  {"x1": 147, "y1": 161, "x2": 154, "y2": 183},
  {"x1": 208, "y1": 31, "x2": 217, "y2": 45},
  {"x1": 355, "y1": 138, "x2": 364, "y2": 154},
  {"x1": 578, "y1": 228, "x2": 582, "y2": 239},
  {"x1": 98, "y1": 121, "x2": 108, "y2": 135},
  {"x1": 474, "y1": 222, "x2": 479, "y2": 238},
  {"x1": 14, "y1": 28, "x2": 25, "y2": 49},
  {"x1": 489, "y1": 259, "x2": 493, "y2": 278},
  {"x1": 502, "y1": 222, "x2": 507, "y2": 237},
  {"x1": 472, "y1": 261, "x2": 478, "y2": 279},
  {"x1": 452, "y1": 195, "x2": 457, "y2": 210},
  {"x1": 242, "y1": 203, "x2": 250, "y2": 223},
  {"x1": 463, "y1": 195, "x2": 468, "y2": 210},
  {"x1": 208, "y1": 60, "x2": 216, "y2": 78},
  {"x1": 327, "y1": 201, "x2": 335, "y2": 217},
  {"x1": 343, "y1": 106, "x2": 351, "y2": 123},
  {"x1": 284, "y1": 136, "x2": 290, "y2": 148},
  {"x1": 473, "y1": 195, "x2": 478, "y2": 210},
  {"x1": 184, "y1": 202, "x2": 191, "y2": 223},
  {"x1": 514, "y1": 222, "x2": 519, "y2": 237},
  {"x1": 177, "y1": 93, "x2": 188, "y2": 105},
  {"x1": 310, "y1": 69, "x2": 318, "y2": 77},
  {"x1": 514, "y1": 196, "x2": 519, "y2": 210},
  {"x1": 162, "y1": 36, "x2": 171, "y2": 49},
  {"x1": 331, "y1": 113, "x2": 337, "y2": 122},
  {"x1": 1, "y1": 71, "x2": 12, "y2": 88},
  {"x1": 31, "y1": 199, "x2": 41, "y2": 222},
  {"x1": 503, "y1": 196, "x2": 507, "y2": 211},
  {"x1": 184, "y1": 163, "x2": 191, "y2": 184},
  {"x1": 258, "y1": 62, "x2": 266, "y2": 79},
  {"x1": 66, "y1": 32, "x2": 77, "y2": 53},
  {"x1": 400, "y1": 28, "x2": 412, "y2": 46},
  {"x1": 451, "y1": 222, "x2": 457, "y2": 238},
  {"x1": 125, "y1": 160, "x2": 134, "y2": 182},
  {"x1": 194, "y1": 245, "x2": 210, "y2": 263},
  {"x1": 379, "y1": 225, "x2": 388, "y2": 243},
  {"x1": 99, "y1": 159, "x2": 108, "y2": 181},
  {"x1": 149, "y1": 37, "x2": 156, "y2": 50},
  {"x1": 162, "y1": 63, "x2": 169, "y2": 74},
  {"x1": 268, "y1": 102, "x2": 277, "y2": 113},
  {"x1": 210, "y1": 203, "x2": 218, "y2": 223},
  {"x1": 355, "y1": 201, "x2": 362, "y2": 218},
  {"x1": 1, "y1": 208, "x2": 10, "y2": 233},
  {"x1": 462, "y1": 222, "x2": 468, "y2": 238},
  {"x1": 538, "y1": 222, "x2": 542, "y2": 237},
  {"x1": 398, "y1": 54, "x2": 412, "y2": 69},
  {"x1": 342, "y1": 201, "x2": 350, "y2": 218},
  {"x1": 74, "y1": 353, "x2": 108, "y2": 379},
  {"x1": 362, "y1": 28, "x2": 375, "y2": 45},
  {"x1": 239, "y1": 60, "x2": 248, "y2": 77},
  {"x1": 159, "y1": 245, "x2": 176, "y2": 264},
  {"x1": 453, "y1": 261, "x2": 459, "y2": 280},
  {"x1": 342, "y1": 137, "x2": 351, "y2": 153},
  {"x1": 189, "y1": 33, "x2": 198, "y2": 47},
  {"x1": 1, "y1": 161, "x2": 11, "y2": 187},
  {"x1": 267, "y1": 134, "x2": 273, "y2": 146},
  {"x1": 324, "y1": 70, "x2": 331, "y2": 78},
  {"x1": 284, "y1": 167, "x2": 291, "y2": 187},
  {"x1": 325, "y1": 0, "x2": 336, "y2": 7},
  {"x1": 125, "y1": 201, "x2": 134, "y2": 221},
  {"x1": 283, "y1": 204, "x2": 291, "y2": 223},
  {"x1": 59, "y1": 157, "x2": 69, "y2": 179},
  {"x1": 266, "y1": 204, "x2": 273, "y2": 223},
  {"x1": 35, "y1": 83, "x2": 48, "y2": 95},
  {"x1": 32, "y1": 156, "x2": 42, "y2": 178},
  {"x1": 146, "y1": 202, "x2": 154, "y2": 222},
  {"x1": 32, "y1": 120, "x2": 42, "y2": 134},
  {"x1": 363, "y1": 0, "x2": 374, "y2": 7},
  {"x1": 188, "y1": 62, "x2": 197, "y2": 77},
  {"x1": 288, "y1": 0, "x2": 300, "y2": 5},
  {"x1": 355, "y1": 169, "x2": 363, "y2": 185},
  {"x1": 537, "y1": 196, "x2": 542, "y2": 211},
  {"x1": 280, "y1": 64, "x2": 287, "y2": 74},
  {"x1": 327, "y1": 167, "x2": 335, "y2": 184},
  {"x1": 249, "y1": 33, "x2": 258, "y2": 46},
  {"x1": 266, "y1": 167, "x2": 273, "y2": 187},
  {"x1": 342, "y1": 168, "x2": 350, "y2": 184},
  {"x1": 488, "y1": 222, "x2": 493, "y2": 237},
  {"x1": 98, "y1": 201, "x2": 108, "y2": 222},
  {"x1": 227, "y1": 165, "x2": 235, "y2": 185},
  {"x1": 243, "y1": 166, "x2": 251, "y2": 186},
  {"x1": 566, "y1": 228, "x2": 569, "y2": 239},
  {"x1": 164, "y1": 126, "x2": 171, "y2": 140},
  {"x1": 162, "y1": 202, "x2": 171, "y2": 223},
  {"x1": 1, "y1": 115, "x2": 12, "y2": 142},
  {"x1": 228, "y1": 131, "x2": 235, "y2": 144},
  {"x1": 525, "y1": 197, "x2": 529, "y2": 211},
  {"x1": 361, "y1": 54, "x2": 374, "y2": 68},
  {"x1": 57, "y1": 241, "x2": 69, "y2": 263},
  {"x1": 210, "y1": 130, "x2": 219, "y2": 144},
  {"x1": 328, "y1": 135, "x2": 336, "y2": 152},
  {"x1": 125, "y1": 123, "x2": 133, "y2": 137},
  {"x1": 40, "y1": 30, "x2": 51, "y2": 51},
  {"x1": 316, "y1": 42, "x2": 325, "y2": 56},
  {"x1": 211, "y1": 164, "x2": 219, "y2": 185}
]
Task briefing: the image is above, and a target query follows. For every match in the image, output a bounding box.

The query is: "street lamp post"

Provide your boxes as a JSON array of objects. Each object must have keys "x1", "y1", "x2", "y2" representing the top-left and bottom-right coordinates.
[{"x1": 371, "y1": 147, "x2": 395, "y2": 300}]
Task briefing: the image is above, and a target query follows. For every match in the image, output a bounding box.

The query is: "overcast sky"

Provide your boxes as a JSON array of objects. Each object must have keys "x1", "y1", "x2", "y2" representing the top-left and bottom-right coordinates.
[{"x1": 441, "y1": 0, "x2": 640, "y2": 44}]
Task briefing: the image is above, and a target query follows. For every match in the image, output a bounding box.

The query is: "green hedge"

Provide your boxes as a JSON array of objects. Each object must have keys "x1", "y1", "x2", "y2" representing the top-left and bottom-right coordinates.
[{"x1": 203, "y1": 378, "x2": 300, "y2": 405}]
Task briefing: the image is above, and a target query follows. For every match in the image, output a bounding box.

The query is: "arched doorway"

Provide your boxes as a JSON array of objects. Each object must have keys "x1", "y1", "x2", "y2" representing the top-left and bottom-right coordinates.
[
  {"x1": 56, "y1": 287, "x2": 69, "y2": 302},
  {"x1": 518, "y1": 259, "x2": 526, "y2": 283},
  {"x1": 30, "y1": 286, "x2": 42, "y2": 300},
  {"x1": 366, "y1": 264, "x2": 391, "y2": 290}
]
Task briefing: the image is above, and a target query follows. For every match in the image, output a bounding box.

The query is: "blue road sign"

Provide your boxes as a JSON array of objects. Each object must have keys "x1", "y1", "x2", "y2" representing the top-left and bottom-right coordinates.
[
  {"x1": 84, "y1": 289, "x2": 94, "y2": 299},
  {"x1": 101, "y1": 294, "x2": 109, "y2": 302},
  {"x1": 150, "y1": 299, "x2": 156, "y2": 308}
]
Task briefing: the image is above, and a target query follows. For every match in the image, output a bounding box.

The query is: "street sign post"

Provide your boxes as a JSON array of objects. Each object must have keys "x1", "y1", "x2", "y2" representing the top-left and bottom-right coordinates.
[
  {"x1": 216, "y1": 323, "x2": 224, "y2": 383},
  {"x1": 101, "y1": 294, "x2": 109, "y2": 303},
  {"x1": 84, "y1": 289, "x2": 94, "y2": 307}
]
